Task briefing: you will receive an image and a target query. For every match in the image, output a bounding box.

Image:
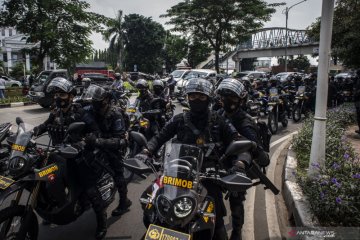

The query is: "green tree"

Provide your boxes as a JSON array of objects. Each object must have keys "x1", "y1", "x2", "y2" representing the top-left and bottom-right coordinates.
[
  {"x1": 306, "y1": 0, "x2": 360, "y2": 67},
  {"x1": 122, "y1": 14, "x2": 166, "y2": 73},
  {"x1": 289, "y1": 55, "x2": 310, "y2": 71},
  {"x1": 187, "y1": 37, "x2": 212, "y2": 68},
  {"x1": 162, "y1": 0, "x2": 283, "y2": 73},
  {"x1": 163, "y1": 32, "x2": 188, "y2": 72},
  {"x1": 0, "y1": 0, "x2": 107, "y2": 70},
  {"x1": 10, "y1": 62, "x2": 26, "y2": 80},
  {"x1": 103, "y1": 10, "x2": 126, "y2": 72}
]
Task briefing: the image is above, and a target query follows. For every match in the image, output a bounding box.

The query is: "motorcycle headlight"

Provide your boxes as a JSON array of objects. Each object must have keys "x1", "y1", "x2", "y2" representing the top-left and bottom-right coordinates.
[
  {"x1": 8, "y1": 156, "x2": 27, "y2": 176},
  {"x1": 173, "y1": 197, "x2": 194, "y2": 218},
  {"x1": 157, "y1": 195, "x2": 172, "y2": 218}
]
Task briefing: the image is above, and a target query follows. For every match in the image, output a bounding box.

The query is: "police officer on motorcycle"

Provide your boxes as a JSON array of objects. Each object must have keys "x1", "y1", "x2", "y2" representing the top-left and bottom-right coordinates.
[
  {"x1": 111, "y1": 72, "x2": 125, "y2": 92},
  {"x1": 142, "y1": 78, "x2": 252, "y2": 240},
  {"x1": 216, "y1": 79, "x2": 270, "y2": 240},
  {"x1": 82, "y1": 85, "x2": 132, "y2": 223},
  {"x1": 135, "y1": 79, "x2": 154, "y2": 112}
]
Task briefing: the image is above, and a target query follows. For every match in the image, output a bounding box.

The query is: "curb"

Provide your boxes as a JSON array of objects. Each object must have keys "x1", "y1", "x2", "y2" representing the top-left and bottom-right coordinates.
[
  {"x1": 0, "y1": 102, "x2": 37, "y2": 109},
  {"x1": 283, "y1": 144, "x2": 320, "y2": 229}
]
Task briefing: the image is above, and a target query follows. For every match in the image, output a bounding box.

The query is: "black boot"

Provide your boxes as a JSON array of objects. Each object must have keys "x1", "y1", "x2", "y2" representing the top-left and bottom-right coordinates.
[
  {"x1": 212, "y1": 226, "x2": 228, "y2": 240},
  {"x1": 95, "y1": 211, "x2": 107, "y2": 240},
  {"x1": 111, "y1": 198, "x2": 132, "y2": 216},
  {"x1": 229, "y1": 228, "x2": 242, "y2": 240}
]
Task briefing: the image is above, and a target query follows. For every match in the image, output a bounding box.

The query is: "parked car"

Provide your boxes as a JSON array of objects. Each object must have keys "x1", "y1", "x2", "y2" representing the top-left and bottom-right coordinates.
[
  {"x1": 81, "y1": 73, "x2": 113, "y2": 84},
  {"x1": 175, "y1": 69, "x2": 217, "y2": 95},
  {"x1": 334, "y1": 72, "x2": 355, "y2": 82},
  {"x1": 128, "y1": 72, "x2": 155, "y2": 81},
  {"x1": 0, "y1": 76, "x2": 22, "y2": 87},
  {"x1": 275, "y1": 72, "x2": 304, "y2": 83},
  {"x1": 169, "y1": 69, "x2": 191, "y2": 82},
  {"x1": 234, "y1": 71, "x2": 266, "y2": 81},
  {"x1": 27, "y1": 69, "x2": 69, "y2": 108}
]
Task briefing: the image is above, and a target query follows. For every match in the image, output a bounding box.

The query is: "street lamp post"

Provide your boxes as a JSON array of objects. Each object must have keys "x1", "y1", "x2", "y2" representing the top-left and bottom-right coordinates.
[{"x1": 283, "y1": 0, "x2": 308, "y2": 72}]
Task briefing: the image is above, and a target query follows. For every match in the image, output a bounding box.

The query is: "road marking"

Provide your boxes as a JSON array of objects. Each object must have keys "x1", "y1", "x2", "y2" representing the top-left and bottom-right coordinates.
[
  {"x1": 242, "y1": 186, "x2": 256, "y2": 240},
  {"x1": 266, "y1": 139, "x2": 291, "y2": 239},
  {"x1": 241, "y1": 131, "x2": 298, "y2": 239},
  {"x1": 270, "y1": 131, "x2": 298, "y2": 149}
]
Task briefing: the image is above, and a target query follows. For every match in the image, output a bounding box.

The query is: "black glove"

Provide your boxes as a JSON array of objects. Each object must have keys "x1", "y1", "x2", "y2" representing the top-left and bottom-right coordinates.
[
  {"x1": 85, "y1": 133, "x2": 97, "y2": 147},
  {"x1": 229, "y1": 161, "x2": 247, "y2": 176},
  {"x1": 33, "y1": 126, "x2": 40, "y2": 137}
]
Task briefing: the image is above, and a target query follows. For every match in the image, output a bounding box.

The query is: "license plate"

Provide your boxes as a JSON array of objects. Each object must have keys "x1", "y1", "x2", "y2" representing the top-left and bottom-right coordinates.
[
  {"x1": 127, "y1": 108, "x2": 136, "y2": 113},
  {"x1": 145, "y1": 224, "x2": 190, "y2": 240},
  {"x1": 12, "y1": 144, "x2": 26, "y2": 152},
  {"x1": 0, "y1": 175, "x2": 14, "y2": 190},
  {"x1": 140, "y1": 120, "x2": 149, "y2": 127},
  {"x1": 250, "y1": 106, "x2": 257, "y2": 110}
]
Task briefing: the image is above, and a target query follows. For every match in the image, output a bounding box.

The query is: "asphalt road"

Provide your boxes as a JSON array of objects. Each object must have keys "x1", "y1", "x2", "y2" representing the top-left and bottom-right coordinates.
[{"x1": 0, "y1": 102, "x2": 303, "y2": 240}]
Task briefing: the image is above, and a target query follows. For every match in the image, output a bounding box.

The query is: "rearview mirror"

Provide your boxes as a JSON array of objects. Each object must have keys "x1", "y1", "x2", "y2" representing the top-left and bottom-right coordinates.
[
  {"x1": 123, "y1": 158, "x2": 152, "y2": 175},
  {"x1": 16, "y1": 117, "x2": 24, "y2": 125}
]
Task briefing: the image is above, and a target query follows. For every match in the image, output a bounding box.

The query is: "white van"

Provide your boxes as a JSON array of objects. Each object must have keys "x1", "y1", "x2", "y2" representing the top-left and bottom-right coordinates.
[{"x1": 175, "y1": 69, "x2": 217, "y2": 95}]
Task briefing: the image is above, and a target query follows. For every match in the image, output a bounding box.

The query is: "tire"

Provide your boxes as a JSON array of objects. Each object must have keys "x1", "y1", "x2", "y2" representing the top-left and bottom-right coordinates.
[
  {"x1": 0, "y1": 205, "x2": 38, "y2": 240},
  {"x1": 268, "y1": 110, "x2": 278, "y2": 134},
  {"x1": 39, "y1": 103, "x2": 50, "y2": 108},
  {"x1": 292, "y1": 105, "x2": 302, "y2": 122},
  {"x1": 282, "y1": 118, "x2": 288, "y2": 127}
]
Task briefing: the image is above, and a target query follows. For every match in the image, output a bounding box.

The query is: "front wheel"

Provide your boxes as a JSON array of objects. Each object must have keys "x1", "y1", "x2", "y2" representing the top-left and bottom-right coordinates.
[
  {"x1": 268, "y1": 110, "x2": 278, "y2": 134},
  {"x1": 0, "y1": 206, "x2": 38, "y2": 240},
  {"x1": 292, "y1": 105, "x2": 302, "y2": 122}
]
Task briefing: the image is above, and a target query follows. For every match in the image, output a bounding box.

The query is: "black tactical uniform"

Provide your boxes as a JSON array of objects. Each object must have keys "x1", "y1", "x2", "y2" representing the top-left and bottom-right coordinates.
[
  {"x1": 146, "y1": 78, "x2": 251, "y2": 240},
  {"x1": 33, "y1": 78, "x2": 84, "y2": 206},
  {"x1": 81, "y1": 85, "x2": 130, "y2": 239},
  {"x1": 216, "y1": 79, "x2": 270, "y2": 240}
]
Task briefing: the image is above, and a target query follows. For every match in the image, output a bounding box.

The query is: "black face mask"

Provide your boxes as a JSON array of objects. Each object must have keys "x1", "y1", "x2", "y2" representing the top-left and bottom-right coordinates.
[
  {"x1": 222, "y1": 98, "x2": 240, "y2": 113},
  {"x1": 55, "y1": 97, "x2": 70, "y2": 108},
  {"x1": 140, "y1": 89, "x2": 147, "y2": 96},
  {"x1": 189, "y1": 99, "x2": 209, "y2": 114}
]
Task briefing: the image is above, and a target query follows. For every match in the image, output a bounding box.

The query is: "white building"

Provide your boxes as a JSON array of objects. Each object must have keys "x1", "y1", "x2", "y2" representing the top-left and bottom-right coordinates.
[{"x1": 0, "y1": 27, "x2": 55, "y2": 73}]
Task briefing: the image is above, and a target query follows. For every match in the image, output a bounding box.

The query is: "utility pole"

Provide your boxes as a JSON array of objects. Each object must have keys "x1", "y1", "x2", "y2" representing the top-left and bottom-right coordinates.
[
  {"x1": 118, "y1": 10, "x2": 123, "y2": 73},
  {"x1": 283, "y1": 0, "x2": 308, "y2": 72},
  {"x1": 308, "y1": 0, "x2": 335, "y2": 177}
]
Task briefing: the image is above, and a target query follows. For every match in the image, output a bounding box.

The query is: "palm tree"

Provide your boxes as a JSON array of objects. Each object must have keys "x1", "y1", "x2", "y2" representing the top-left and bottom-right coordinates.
[{"x1": 103, "y1": 10, "x2": 126, "y2": 72}]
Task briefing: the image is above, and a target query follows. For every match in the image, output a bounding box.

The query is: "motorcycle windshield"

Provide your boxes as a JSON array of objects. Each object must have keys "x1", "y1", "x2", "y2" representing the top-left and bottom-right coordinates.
[
  {"x1": 269, "y1": 87, "x2": 278, "y2": 96},
  {"x1": 10, "y1": 122, "x2": 34, "y2": 158},
  {"x1": 298, "y1": 86, "x2": 305, "y2": 94},
  {"x1": 161, "y1": 143, "x2": 203, "y2": 200}
]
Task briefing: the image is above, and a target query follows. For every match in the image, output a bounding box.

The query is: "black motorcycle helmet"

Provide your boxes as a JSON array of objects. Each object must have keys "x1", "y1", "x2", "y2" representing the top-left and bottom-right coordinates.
[
  {"x1": 82, "y1": 85, "x2": 110, "y2": 114},
  {"x1": 136, "y1": 79, "x2": 149, "y2": 95},
  {"x1": 216, "y1": 78, "x2": 247, "y2": 113},
  {"x1": 269, "y1": 76, "x2": 278, "y2": 87},
  {"x1": 114, "y1": 72, "x2": 121, "y2": 80},
  {"x1": 46, "y1": 77, "x2": 76, "y2": 108},
  {"x1": 152, "y1": 79, "x2": 165, "y2": 95},
  {"x1": 185, "y1": 78, "x2": 213, "y2": 114}
]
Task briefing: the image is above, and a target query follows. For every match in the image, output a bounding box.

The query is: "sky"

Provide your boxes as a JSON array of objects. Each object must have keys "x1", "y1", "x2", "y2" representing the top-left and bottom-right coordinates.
[{"x1": 87, "y1": 0, "x2": 323, "y2": 50}]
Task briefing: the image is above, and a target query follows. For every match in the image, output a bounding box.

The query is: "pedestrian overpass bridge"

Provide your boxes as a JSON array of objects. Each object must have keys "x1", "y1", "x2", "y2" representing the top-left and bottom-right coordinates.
[
  {"x1": 201, "y1": 27, "x2": 319, "y2": 70},
  {"x1": 233, "y1": 27, "x2": 319, "y2": 60}
]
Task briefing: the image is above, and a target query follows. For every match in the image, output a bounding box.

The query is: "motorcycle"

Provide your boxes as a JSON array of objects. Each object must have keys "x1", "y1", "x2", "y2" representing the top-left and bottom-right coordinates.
[
  {"x1": 0, "y1": 118, "x2": 116, "y2": 240},
  {"x1": 124, "y1": 100, "x2": 164, "y2": 183},
  {"x1": 292, "y1": 86, "x2": 309, "y2": 122},
  {"x1": 267, "y1": 88, "x2": 288, "y2": 134},
  {"x1": 0, "y1": 122, "x2": 12, "y2": 175},
  {"x1": 110, "y1": 89, "x2": 131, "y2": 110},
  {"x1": 124, "y1": 140, "x2": 279, "y2": 240}
]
